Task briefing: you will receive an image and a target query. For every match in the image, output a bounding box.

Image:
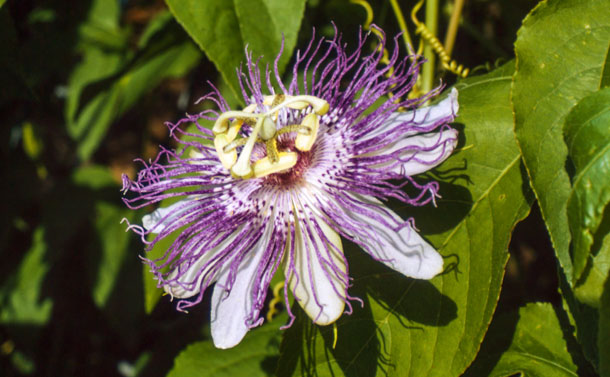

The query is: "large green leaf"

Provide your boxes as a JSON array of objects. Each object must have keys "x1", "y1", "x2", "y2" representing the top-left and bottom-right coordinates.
[
  {"x1": 601, "y1": 43, "x2": 610, "y2": 88},
  {"x1": 0, "y1": 227, "x2": 53, "y2": 325},
  {"x1": 168, "y1": 314, "x2": 286, "y2": 377},
  {"x1": 564, "y1": 88, "x2": 610, "y2": 303},
  {"x1": 575, "y1": 233, "x2": 610, "y2": 308},
  {"x1": 66, "y1": 10, "x2": 201, "y2": 160},
  {"x1": 600, "y1": 272, "x2": 610, "y2": 377},
  {"x1": 512, "y1": 0, "x2": 610, "y2": 283},
  {"x1": 465, "y1": 303, "x2": 579, "y2": 377},
  {"x1": 276, "y1": 62, "x2": 533, "y2": 376},
  {"x1": 164, "y1": 0, "x2": 306, "y2": 99}
]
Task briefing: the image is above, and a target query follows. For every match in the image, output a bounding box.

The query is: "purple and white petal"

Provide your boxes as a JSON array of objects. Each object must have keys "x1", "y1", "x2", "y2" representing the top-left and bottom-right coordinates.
[
  {"x1": 285, "y1": 197, "x2": 347, "y2": 325},
  {"x1": 369, "y1": 127, "x2": 459, "y2": 176},
  {"x1": 331, "y1": 193, "x2": 443, "y2": 279},
  {"x1": 142, "y1": 199, "x2": 196, "y2": 234}
]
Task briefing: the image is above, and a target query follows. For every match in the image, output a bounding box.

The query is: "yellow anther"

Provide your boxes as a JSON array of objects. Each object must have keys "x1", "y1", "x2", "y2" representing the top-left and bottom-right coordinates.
[
  {"x1": 266, "y1": 95, "x2": 329, "y2": 116},
  {"x1": 225, "y1": 120, "x2": 242, "y2": 142},
  {"x1": 295, "y1": 113, "x2": 319, "y2": 152},
  {"x1": 253, "y1": 152, "x2": 298, "y2": 178},
  {"x1": 213, "y1": 110, "x2": 260, "y2": 135},
  {"x1": 214, "y1": 134, "x2": 237, "y2": 169}
]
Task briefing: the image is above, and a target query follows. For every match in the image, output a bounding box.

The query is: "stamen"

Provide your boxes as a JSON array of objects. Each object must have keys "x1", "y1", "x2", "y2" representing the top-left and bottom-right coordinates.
[
  {"x1": 223, "y1": 136, "x2": 262, "y2": 153},
  {"x1": 265, "y1": 95, "x2": 330, "y2": 115},
  {"x1": 214, "y1": 134, "x2": 237, "y2": 169},
  {"x1": 213, "y1": 109, "x2": 260, "y2": 135},
  {"x1": 295, "y1": 113, "x2": 320, "y2": 152},
  {"x1": 276, "y1": 124, "x2": 305, "y2": 136},
  {"x1": 253, "y1": 152, "x2": 298, "y2": 178},
  {"x1": 266, "y1": 138, "x2": 279, "y2": 163}
]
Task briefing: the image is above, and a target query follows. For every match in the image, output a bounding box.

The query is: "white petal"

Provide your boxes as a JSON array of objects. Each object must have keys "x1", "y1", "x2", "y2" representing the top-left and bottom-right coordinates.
[
  {"x1": 164, "y1": 230, "x2": 241, "y2": 299},
  {"x1": 383, "y1": 87, "x2": 459, "y2": 135},
  {"x1": 286, "y1": 207, "x2": 346, "y2": 325},
  {"x1": 142, "y1": 199, "x2": 195, "y2": 234},
  {"x1": 341, "y1": 194, "x2": 443, "y2": 279},
  {"x1": 209, "y1": 220, "x2": 273, "y2": 349},
  {"x1": 374, "y1": 128, "x2": 459, "y2": 176}
]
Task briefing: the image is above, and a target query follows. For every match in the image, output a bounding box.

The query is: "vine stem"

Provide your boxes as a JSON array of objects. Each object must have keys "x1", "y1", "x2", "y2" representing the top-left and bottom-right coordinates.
[
  {"x1": 421, "y1": 0, "x2": 439, "y2": 94},
  {"x1": 389, "y1": 0, "x2": 415, "y2": 54},
  {"x1": 444, "y1": 0, "x2": 465, "y2": 57}
]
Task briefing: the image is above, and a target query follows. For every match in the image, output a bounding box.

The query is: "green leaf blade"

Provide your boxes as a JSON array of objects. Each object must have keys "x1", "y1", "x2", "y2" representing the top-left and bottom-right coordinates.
[
  {"x1": 164, "y1": 0, "x2": 306, "y2": 98},
  {"x1": 168, "y1": 315, "x2": 285, "y2": 377},
  {"x1": 512, "y1": 0, "x2": 610, "y2": 283},
  {"x1": 599, "y1": 271, "x2": 610, "y2": 377},
  {"x1": 564, "y1": 88, "x2": 610, "y2": 288},
  {"x1": 466, "y1": 303, "x2": 579, "y2": 377}
]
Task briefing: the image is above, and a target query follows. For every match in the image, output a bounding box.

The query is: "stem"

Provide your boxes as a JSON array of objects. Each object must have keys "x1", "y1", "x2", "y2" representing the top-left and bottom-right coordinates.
[
  {"x1": 389, "y1": 0, "x2": 414, "y2": 54},
  {"x1": 421, "y1": 0, "x2": 439, "y2": 93},
  {"x1": 443, "y1": 0, "x2": 465, "y2": 57}
]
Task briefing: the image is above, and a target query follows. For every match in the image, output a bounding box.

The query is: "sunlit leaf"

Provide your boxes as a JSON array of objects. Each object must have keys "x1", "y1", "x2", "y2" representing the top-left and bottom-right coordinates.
[
  {"x1": 513, "y1": 0, "x2": 610, "y2": 283},
  {"x1": 575, "y1": 234, "x2": 610, "y2": 308},
  {"x1": 465, "y1": 303, "x2": 579, "y2": 377},
  {"x1": 277, "y1": 62, "x2": 533, "y2": 376},
  {"x1": 600, "y1": 43, "x2": 610, "y2": 89},
  {"x1": 164, "y1": 0, "x2": 306, "y2": 98},
  {"x1": 564, "y1": 88, "x2": 610, "y2": 305},
  {"x1": 599, "y1": 272, "x2": 610, "y2": 377},
  {"x1": 168, "y1": 314, "x2": 286, "y2": 377}
]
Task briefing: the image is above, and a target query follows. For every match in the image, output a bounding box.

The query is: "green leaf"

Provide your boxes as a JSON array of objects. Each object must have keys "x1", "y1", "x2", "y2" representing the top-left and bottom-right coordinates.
[
  {"x1": 277, "y1": 62, "x2": 533, "y2": 376},
  {"x1": 168, "y1": 314, "x2": 286, "y2": 377},
  {"x1": 465, "y1": 303, "x2": 579, "y2": 377},
  {"x1": 0, "y1": 227, "x2": 53, "y2": 325},
  {"x1": 66, "y1": 10, "x2": 201, "y2": 160},
  {"x1": 600, "y1": 42, "x2": 610, "y2": 89},
  {"x1": 599, "y1": 272, "x2": 610, "y2": 377},
  {"x1": 564, "y1": 88, "x2": 610, "y2": 296},
  {"x1": 575, "y1": 233, "x2": 610, "y2": 308},
  {"x1": 512, "y1": 0, "x2": 610, "y2": 283},
  {"x1": 164, "y1": 0, "x2": 306, "y2": 98}
]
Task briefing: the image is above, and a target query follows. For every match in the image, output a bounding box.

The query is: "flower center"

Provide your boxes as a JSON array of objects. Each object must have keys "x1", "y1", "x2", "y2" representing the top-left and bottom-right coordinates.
[{"x1": 212, "y1": 94, "x2": 329, "y2": 179}]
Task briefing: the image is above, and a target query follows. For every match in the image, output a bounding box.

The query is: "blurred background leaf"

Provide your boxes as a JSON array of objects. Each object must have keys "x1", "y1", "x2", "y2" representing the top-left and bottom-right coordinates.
[
  {"x1": 164, "y1": 0, "x2": 306, "y2": 99},
  {"x1": 66, "y1": 2, "x2": 201, "y2": 161},
  {"x1": 0, "y1": 227, "x2": 52, "y2": 325}
]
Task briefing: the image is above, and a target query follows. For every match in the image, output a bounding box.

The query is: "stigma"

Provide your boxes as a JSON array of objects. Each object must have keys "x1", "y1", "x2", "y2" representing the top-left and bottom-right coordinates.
[{"x1": 212, "y1": 95, "x2": 328, "y2": 179}]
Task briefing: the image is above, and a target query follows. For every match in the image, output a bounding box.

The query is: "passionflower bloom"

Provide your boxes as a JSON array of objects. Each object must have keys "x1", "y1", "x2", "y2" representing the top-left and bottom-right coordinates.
[{"x1": 122, "y1": 26, "x2": 458, "y2": 349}]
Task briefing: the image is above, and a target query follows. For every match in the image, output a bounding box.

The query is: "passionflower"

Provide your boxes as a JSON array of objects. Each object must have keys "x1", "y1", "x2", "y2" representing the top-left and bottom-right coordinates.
[{"x1": 122, "y1": 26, "x2": 458, "y2": 349}]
